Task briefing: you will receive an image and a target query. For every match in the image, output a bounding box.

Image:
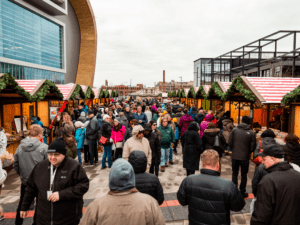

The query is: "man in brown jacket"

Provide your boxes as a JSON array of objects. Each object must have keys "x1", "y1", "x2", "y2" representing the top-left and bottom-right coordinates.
[
  {"x1": 123, "y1": 125, "x2": 152, "y2": 172},
  {"x1": 79, "y1": 158, "x2": 165, "y2": 225}
]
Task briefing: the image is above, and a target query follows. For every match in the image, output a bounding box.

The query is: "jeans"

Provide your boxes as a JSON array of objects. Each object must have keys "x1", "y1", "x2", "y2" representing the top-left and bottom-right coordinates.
[
  {"x1": 102, "y1": 145, "x2": 112, "y2": 168},
  {"x1": 186, "y1": 169, "x2": 195, "y2": 176},
  {"x1": 160, "y1": 147, "x2": 170, "y2": 166},
  {"x1": 84, "y1": 144, "x2": 90, "y2": 163},
  {"x1": 174, "y1": 139, "x2": 179, "y2": 153},
  {"x1": 232, "y1": 159, "x2": 249, "y2": 194},
  {"x1": 16, "y1": 183, "x2": 37, "y2": 225},
  {"x1": 150, "y1": 156, "x2": 159, "y2": 176},
  {"x1": 88, "y1": 140, "x2": 97, "y2": 165},
  {"x1": 169, "y1": 148, "x2": 173, "y2": 161},
  {"x1": 77, "y1": 148, "x2": 82, "y2": 164}
]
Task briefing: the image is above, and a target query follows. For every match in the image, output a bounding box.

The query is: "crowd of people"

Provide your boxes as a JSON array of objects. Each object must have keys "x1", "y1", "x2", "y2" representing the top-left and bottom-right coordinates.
[{"x1": 1, "y1": 98, "x2": 300, "y2": 224}]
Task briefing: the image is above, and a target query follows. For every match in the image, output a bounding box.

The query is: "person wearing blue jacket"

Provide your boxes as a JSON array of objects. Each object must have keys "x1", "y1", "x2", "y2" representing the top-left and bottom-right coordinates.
[
  {"x1": 132, "y1": 106, "x2": 148, "y2": 126},
  {"x1": 74, "y1": 121, "x2": 86, "y2": 165},
  {"x1": 172, "y1": 118, "x2": 180, "y2": 155}
]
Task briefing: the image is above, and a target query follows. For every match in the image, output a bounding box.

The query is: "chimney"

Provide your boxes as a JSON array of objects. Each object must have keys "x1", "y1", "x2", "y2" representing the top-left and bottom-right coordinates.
[
  {"x1": 163, "y1": 70, "x2": 165, "y2": 92},
  {"x1": 105, "y1": 80, "x2": 108, "y2": 87}
]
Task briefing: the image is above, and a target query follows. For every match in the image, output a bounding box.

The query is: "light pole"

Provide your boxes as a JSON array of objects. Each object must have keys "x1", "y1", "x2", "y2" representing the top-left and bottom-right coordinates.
[{"x1": 179, "y1": 76, "x2": 183, "y2": 89}]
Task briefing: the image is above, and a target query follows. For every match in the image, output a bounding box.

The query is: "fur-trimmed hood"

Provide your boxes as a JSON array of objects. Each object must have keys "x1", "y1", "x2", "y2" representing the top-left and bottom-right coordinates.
[{"x1": 204, "y1": 128, "x2": 220, "y2": 133}]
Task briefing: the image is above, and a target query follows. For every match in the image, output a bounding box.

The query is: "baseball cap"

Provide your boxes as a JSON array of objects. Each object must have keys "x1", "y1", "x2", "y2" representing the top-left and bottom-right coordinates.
[{"x1": 256, "y1": 144, "x2": 286, "y2": 158}]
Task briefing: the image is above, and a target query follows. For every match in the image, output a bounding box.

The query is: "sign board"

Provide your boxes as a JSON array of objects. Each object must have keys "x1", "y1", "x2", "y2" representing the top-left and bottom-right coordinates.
[{"x1": 162, "y1": 93, "x2": 168, "y2": 98}]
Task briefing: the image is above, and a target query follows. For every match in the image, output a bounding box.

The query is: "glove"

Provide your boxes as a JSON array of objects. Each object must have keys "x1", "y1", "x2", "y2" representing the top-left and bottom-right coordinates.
[{"x1": 110, "y1": 138, "x2": 113, "y2": 143}]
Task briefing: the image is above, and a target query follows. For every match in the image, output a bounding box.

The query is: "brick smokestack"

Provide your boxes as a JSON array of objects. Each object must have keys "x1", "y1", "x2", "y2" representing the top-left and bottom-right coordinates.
[
  {"x1": 163, "y1": 70, "x2": 165, "y2": 92},
  {"x1": 105, "y1": 80, "x2": 108, "y2": 87}
]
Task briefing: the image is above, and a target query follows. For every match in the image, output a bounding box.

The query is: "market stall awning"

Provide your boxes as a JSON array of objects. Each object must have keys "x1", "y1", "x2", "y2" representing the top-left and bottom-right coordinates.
[
  {"x1": 80, "y1": 85, "x2": 95, "y2": 99},
  {"x1": 56, "y1": 84, "x2": 86, "y2": 101},
  {"x1": 187, "y1": 87, "x2": 198, "y2": 98},
  {"x1": 128, "y1": 88, "x2": 162, "y2": 97},
  {"x1": 92, "y1": 88, "x2": 100, "y2": 99},
  {"x1": 218, "y1": 81, "x2": 232, "y2": 93},
  {"x1": 203, "y1": 85, "x2": 211, "y2": 95}
]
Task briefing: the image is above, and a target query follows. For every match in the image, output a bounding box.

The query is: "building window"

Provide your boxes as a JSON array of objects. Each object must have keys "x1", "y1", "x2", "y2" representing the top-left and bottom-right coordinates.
[{"x1": 0, "y1": 0, "x2": 63, "y2": 69}]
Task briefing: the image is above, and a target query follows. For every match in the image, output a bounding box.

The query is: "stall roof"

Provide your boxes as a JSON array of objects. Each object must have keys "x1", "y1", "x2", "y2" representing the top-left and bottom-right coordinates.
[
  {"x1": 203, "y1": 85, "x2": 211, "y2": 95},
  {"x1": 218, "y1": 82, "x2": 231, "y2": 93},
  {"x1": 56, "y1": 84, "x2": 86, "y2": 101},
  {"x1": 80, "y1": 85, "x2": 95, "y2": 99},
  {"x1": 242, "y1": 77, "x2": 300, "y2": 104},
  {"x1": 92, "y1": 88, "x2": 100, "y2": 98}
]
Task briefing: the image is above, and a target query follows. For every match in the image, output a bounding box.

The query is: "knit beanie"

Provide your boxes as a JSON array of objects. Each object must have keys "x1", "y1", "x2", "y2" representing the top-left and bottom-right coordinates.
[
  {"x1": 114, "y1": 117, "x2": 121, "y2": 123},
  {"x1": 48, "y1": 137, "x2": 67, "y2": 155},
  {"x1": 74, "y1": 121, "x2": 84, "y2": 128},
  {"x1": 109, "y1": 158, "x2": 135, "y2": 191},
  {"x1": 103, "y1": 115, "x2": 110, "y2": 121},
  {"x1": 261, "y1": 129, "x2": 276, "y2": 138},
  {"x1": 242, "y1": 116, "x2": 251, "y2": 125}
]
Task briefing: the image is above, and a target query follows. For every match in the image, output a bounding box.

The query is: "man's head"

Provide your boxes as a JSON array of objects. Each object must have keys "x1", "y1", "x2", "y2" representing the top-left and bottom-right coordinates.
[
  {"x1": 78, "y1": 105, "x2": 83, "y2": 110},
  {"x1": 87, "y1": 110, "x2": 94, "y2": 119},
  {"x1": 119, "y1": 111, "x2": 124, "y2": 117},
  {"x1": 137, "y1": 106, "x2": 142, "y2": 113},
  {"x1": 242, "y1": 116, "x2": 251, "y2": 125},
  {"x1": 29, "y1": 124, "x2": 43, "y2": 140},
  {"x1": 48, "y1": 137, "x2": 66, "y2": 167},
  {"x1": 257, "y1": 144, "x2": 286, "y2": 169},
  {"x1": 201, "y1": 150, "x2": 219, "y2": 171},
  {"x1": 162, "y1": 118, "x2": 168, "y2": 127},
  {"x1": 125, "y1": 105, "x2": 130, "y2": 112},
  {"x1": 109, "y1": 158, "x2": 135, "y2": 191},
  {"x1": 132, "y1": 125, "x2": 144, "y2": 139},
  {"x1": 144, "y1": 123, "x2": 152, "y2": 137},
  {"x1": 198, "y1": 109, "x2": 204, "y2": 114}
]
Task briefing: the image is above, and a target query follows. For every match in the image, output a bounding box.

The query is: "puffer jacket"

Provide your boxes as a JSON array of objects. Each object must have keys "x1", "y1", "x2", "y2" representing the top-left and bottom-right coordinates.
[
  {"x1": 122, "y1": 127, "x2": 133, "y2": 146},
  {"x1": 0, "y1": 130, "x2": 7, "y2": 155},
  {"x1": 157, "y1": 124, "x2": 175, "y2": 148},
  {"x1": 128, "y1": 151, "x2": 164, "y2": 205},
  {"x1": 123, "y1": 125, "x2": 152, "y2": 172},
  {"x1": 177, "y1": 169, "x2": 245, "y2": 225},
  {"x1": 253, "y1": 137, "x2": 276, "y2": 159},
  {"x1": 75, "y1": 128, "x2": 85, "y2": 149},
  {"x1": 85, "y1": 116, "x2": 99, "y2": 140},
  {"x1": 13, "y1": 138, "x2": 48, "y2": 184},
  {"x1": 252, "y1": 164, "x2": 268, "y2": 197},
  {"x1": 65, "y1": 136, "x2": 77, "y2": 159},
  {"x1": 111, "y1": 125, "x2": 126, "y2": 143},
  {"x1": 179, "y1": 114, "x2": 194, "y2": 136},
  {"x1": 222, "y1": 119, "x2": 234, "y2": 144},
  {"x1": 144, "y1": 124, "x2": 161, "y2": 165},
  {"x1": 119, "y1": 115, "x2": 129, "y2": 128},
  {"x1": 202, "y1": 128, "x2": 226, "y2": 157},
  {"x1": 283, "y1": 142, "x2": 300, "y2": 167},
  {"x1": 188, "y1": 107, "x2": 197, "y2": 121},
  {"x1": 199, "y1": 114, "x2": 214, "y2": 138},
  {"x1": 228, "y1": 123, "x2": 256, "y2": 161},
  {"x1": 99, "y1": 121, "x2": 113, "y2": 146},
  {"x1": 182, "y1": 122, "x2": 203, "y2": 171}
]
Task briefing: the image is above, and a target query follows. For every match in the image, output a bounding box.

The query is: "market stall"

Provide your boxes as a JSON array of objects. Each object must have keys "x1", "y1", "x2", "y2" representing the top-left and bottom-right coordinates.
[
  {"x1": 92, "y1": 88, "x2": 100, "y2": 105},
  {"x1": 80, "y1": 85, "x2": 95, "y2": 107}
]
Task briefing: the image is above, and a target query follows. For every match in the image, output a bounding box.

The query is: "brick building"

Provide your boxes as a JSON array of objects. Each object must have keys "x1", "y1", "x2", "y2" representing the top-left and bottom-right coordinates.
[{"x1": 101, "y1": 84, "x2": 143, "y2": 96}]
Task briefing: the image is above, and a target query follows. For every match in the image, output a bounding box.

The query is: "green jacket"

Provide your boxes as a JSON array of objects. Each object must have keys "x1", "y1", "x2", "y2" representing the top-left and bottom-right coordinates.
[
  {"x1": 152, "y1": 114, "x2": 159, "y2": 122},
  {"x1": 157, "y1": 125, "x2": 175, "y2": 147}
]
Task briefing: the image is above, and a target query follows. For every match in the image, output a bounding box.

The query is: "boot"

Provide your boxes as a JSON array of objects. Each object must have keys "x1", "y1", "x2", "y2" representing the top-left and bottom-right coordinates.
[
  {"x1": 165, "y1": 163, "x2": 168, "y2": 167},
  {"x1": 160, "y1": 166, "x2": 165, "y2": 172},
  {"x1": 169, "y1": 160, "x2": 174, "y2": 165}
]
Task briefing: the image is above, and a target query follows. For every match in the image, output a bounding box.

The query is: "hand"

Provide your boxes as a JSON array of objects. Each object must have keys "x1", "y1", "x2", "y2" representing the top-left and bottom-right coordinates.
[
  {"x1": 139, "y1": 120, "x2": 142, "y2": 123},
  {"x1": 20, "y1": 211, "x2": 28, "y2": 219},
  {"x1": 171, "y1": 143, "x2": 174, "y2": 148},
  {"x1": 48, "y1": 192, "x2": 59, "y2": 202}
]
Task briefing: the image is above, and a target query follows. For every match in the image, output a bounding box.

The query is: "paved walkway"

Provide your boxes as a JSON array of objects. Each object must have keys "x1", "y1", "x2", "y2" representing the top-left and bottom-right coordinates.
[{"x1": 0, "y1": 142, "x2": 255, "y2": 225}]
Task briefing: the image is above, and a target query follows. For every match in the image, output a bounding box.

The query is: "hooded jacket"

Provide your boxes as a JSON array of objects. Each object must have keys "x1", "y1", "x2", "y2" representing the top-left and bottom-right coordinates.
[
  {"x1": 222, "y1": 119, "x2": 234, "y2": 143},
  {"x1": 202, "y1": 127, "x2": 226, "y2": 157},
  {"x1": 195, "y1": 113, "x2": 205, "y2": 124},
  {"x1": 99, "y1": 121, "x2": 113, "y2": 146},
  {"x1": 0, "y1": 130, "x2": 7, "y2": 155},
  {"x1": 128, "y1": 151, "x2": 164, "y2": 205},
  {"x1": 182, "y1": 122, "x2": 203, "y2": 171},
  {"x1": 13, "y1": 138, "x2": 48, "y2": 184},
  {"x1": 251, "y1": 162, "x2": 300, "y2": 225},
  {"x1": 123, "y1": 125, "x2": 152, "y2": 172},
  {"x1": 188, "y1": 107, "x2": 197, "y2": 120},
  {"x1": 111, "y1": 125, "x2": 126, "y2": 143},
  {"x1": 283, "y1": 142, "x2": 300, "y2": 167},
  {"x1": 177, "y1": 169, "x2": 245, "y2": 225},
  {"x1": 20, "y1": 156, "x2": 89, "y2": 225},
  {"x1": 144, "y1": 124, "x2": 161, "y2": 165},
  {"x1": 75, "y1": 127, "x2": 85, "y2": 149},
  {"x1": 119, "y1": 115, "x2": 129, "y2": 128},
  {"x1": 199, "y1": 114, "x2": 214, "y2": 138},
  {"x1": 179, "y1": 114, "x2": 194, "y2": 136},
  {"x1": 251, "y1": 164, "x2": 268, "y2": 197},
  {"x1": 228, "y1": 123, "x2": 256, "y2": 161},
  {"x1": 253, "y1": 137, "x2": 277, "y2": 159},
  {"x1": 122, "y1": 126, "x2": 133, "y2": 146}
]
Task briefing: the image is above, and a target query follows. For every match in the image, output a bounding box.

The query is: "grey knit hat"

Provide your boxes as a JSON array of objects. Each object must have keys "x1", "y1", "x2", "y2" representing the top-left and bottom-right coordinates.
[{"x1": 109, "y1": 159, "x2": 135, "y2": 191}]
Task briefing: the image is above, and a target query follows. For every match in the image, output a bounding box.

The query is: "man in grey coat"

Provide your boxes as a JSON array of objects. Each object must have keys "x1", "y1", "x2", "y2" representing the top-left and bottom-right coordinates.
[
  {"x1": 118, "y1": 112, "x2": 129, "y2": 128},
  {"x1": 13, "y1": 124, "x2": 48, "y2": 225},
  {"x1": 86, "y1": 110, "x2": 99, "y2": 165}
]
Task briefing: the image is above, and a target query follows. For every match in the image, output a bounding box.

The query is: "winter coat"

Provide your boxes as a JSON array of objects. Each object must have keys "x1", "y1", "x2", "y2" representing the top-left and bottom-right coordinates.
[
  {"x1": 195, "y1": 113, "x2": 205, "y2": 124},
  {"x1": 179, "y1": 114, "x2": 193, "y2": 136},
  {"x1": 253, "y1": 137, "x2": 276, "y2": 159},
  {"x1": 123, "y1": 111, "x2": 133, "y2": 122},
  {"x1": 222, "y1": 119, "x2": 234, "y2": 143},
  {"x1": 157, "y1": 124, "x2": 175, "y2": 148},
  {"x1": 175, "y1": 124, "x2": 179, "y2": 140},
  {"x1": 128, "y1": 151, "x2": 164, "y2": 205},
  {"x1": 122, "y1": 127, "x2": 133, "y2": 146},
  {"x1": 199, "y1": 114, "x2": 214, "y2": 138},
  {"x1": 202, "y1": 128, "x2": 226, "y2": 157},
  {"x1": 0, "y1": 131, "x2": 7, "y2": 155},
  {"x1": 85, "y1": 116, "x2": 99, "y2": 140},
  {"x1": 168, "y1": 121, "x2": 176, "y2": 135},
  {"x1": 188, "y1": 107, "x2": 197, "y2": 121},
  {"x1": 0, "y1": 160, "x2": 7, "y2": 185},
  {"x1": 182, "y1": 122, "x2": 203, "y2": 171},
  {"x1": 20, "y1": 156, "x2": 89, "y2": 225},
  {"x1": 144, "y1": 111, "x2": 152, "y2": 122},
  {"x1": 173, "y1": 112, "x2": 184, "y2": 123},
  {"x1": 228, "y1": 123, "x2": 256, "y2": 161},
  {"x1": 96, "y1": 113, "x2": 103, "y2": 129},
  {"x1": 79, "y1": 189, "x2": 165, "y2": 225},
  {"x1": 13, "y1": 138, "x2": 48, "y2": 184},
  {"x1": 119, "y1": 115, "x2": 129, "y2": 128},
  {"x1": 123, "y1": 126, "x2": 152, "y2": 172},
  {"x1": 144, "y1": 124, "x2": 161, "y2": 165},
  {"x1": 152, "y1": 113, "x2": 159, "y2": 123},
  {"x1": 99, "y1": 121, "x2": 113, "y2": 146},
  {"x1": 83, "y1": 120, "x2": 90, "y2": 146},
  {"x1": 77, "y1": 112, "x2": 87, "y2": 123},
  {"x1": 132, "y1": 112, "x2": 148, "y2": 126},
  {"x1": 177, "y1": 169, "x2": 245, "y2": 225},
  {"x1": 75, "y1": 128, "x2": 85, "y2": 149},
  {"x1": 111, "y1": 125, "x2": 126, "y2": 144},
  {"x1": 154, "y1": 129, "x2": 161, "y2": 141},
  {"x1": 252, "y1": 164, "x2": 268, "y2": 197},
  {"x1": 151, "y1": 104, "x2": 157, "y2": 112},
  {"x1": 251, "y1": 162, "x2": 300, "y2": 225},
  {"x1": 283, "y1": 142, "x2": 300, "y2": 167},
  {"x1": 65, "y1": 136, "x2": 77, "y2": 159}
]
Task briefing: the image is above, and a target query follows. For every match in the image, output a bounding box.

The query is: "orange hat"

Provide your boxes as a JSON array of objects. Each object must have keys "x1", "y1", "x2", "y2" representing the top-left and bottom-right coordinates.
[
  {"x1": 172, "y1": 118, "x2": 177, "y2": 123},
  {"x1": 162, "y1": 111, "x2": 168, "y2": 115}
]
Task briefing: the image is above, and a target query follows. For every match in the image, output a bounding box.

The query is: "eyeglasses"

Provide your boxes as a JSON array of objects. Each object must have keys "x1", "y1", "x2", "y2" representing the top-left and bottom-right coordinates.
[
  {"x1": 48, "y1": 153, "x2": 60, "y2": 157},
  {"x1": 153, "y1": 124, "x2": 157, "y2": 126}
]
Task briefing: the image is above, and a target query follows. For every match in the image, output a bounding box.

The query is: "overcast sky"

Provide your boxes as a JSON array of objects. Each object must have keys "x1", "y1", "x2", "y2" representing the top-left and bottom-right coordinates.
[{"x1": 90, "y1": 0, "x2": 300, "y2": 87}]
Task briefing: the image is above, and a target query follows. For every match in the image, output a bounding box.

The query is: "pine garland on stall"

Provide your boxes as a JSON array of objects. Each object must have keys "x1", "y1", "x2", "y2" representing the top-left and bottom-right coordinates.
[
  {"x1": 223, "y1": 77, "x2": 256, "y2": 101},
  {"x1": 282, "y1": 86, "x2": 300, "y2": 105},
  {"x1": 31, "y1": 80, "x2": 64, "y2": 102},
  {"x1": 70, "y1": 84, "x2": 86, "y2": 100}
]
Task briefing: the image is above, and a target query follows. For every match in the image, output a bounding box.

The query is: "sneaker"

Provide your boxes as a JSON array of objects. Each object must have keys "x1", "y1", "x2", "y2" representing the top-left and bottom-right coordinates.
[
  {"x1": 169, "y1": 160, "x2": 174, "y2": 165},
  {"x1": 0, "y1": 215, "x2": 4, "y2": 221},
  {"x1": 160, "y1": 166, "x2": 165, "y2": 172},
  {"x1": 101, "y1": 166, "x2": 107, "y2": 169},
  {"x1": 241, "y1": 192, "x2": 249, "y2": 198}
]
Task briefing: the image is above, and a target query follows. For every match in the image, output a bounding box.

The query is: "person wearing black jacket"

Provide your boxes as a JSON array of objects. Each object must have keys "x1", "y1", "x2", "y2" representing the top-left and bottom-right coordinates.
[
  {"x1": 144, "y1": 123, "x2": 161, "y2": 176},
  {"x1": 85, "y1": 110, "x2": 99, "y2": 165},
  {"x1": 251, "y1": 144, "x2": 300, "y2": 225},
  {"x1": 20, "y1": 137, "x2": 89, "y2": 225},
  {"x1": 177, "y1": 149, "x2": 245, "y2": 225},
  {"x1": 194, "y1": 109, "x2": 205, "y2": 125},
  {"x1": 124, "y1": 105, "x2": 133, "y2": 123},
  {"x1": 283, "y1": 133, "x2": 300, "y2": 167},
  {"x1": 100, "y1": 115, "x2": 113, "y2": 169},
  {"x1": 128, "y1": 150, "x2": 164, "y2": 205},
  {"x1": 228, "y1": 116, "x2": 256, "y2": 198},
  {"x1": 251, "y1": 163, "x2": 268, "y2": 197},
  {"x1": 182, "y1": 122, "x2": 203, "y2": 176}
]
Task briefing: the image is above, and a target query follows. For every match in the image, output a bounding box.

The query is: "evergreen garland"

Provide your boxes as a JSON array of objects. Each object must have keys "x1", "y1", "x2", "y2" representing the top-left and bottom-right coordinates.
[
  {"x1": 181, "y1": 88, "x2": 186, "y2": 98},
  {"x1": 158, "y1": 93, "x2": 162, "y2": 97},
  {"x1": 195, "y1": 86, "x2": 207, "y2": 100},
  {"x1": 0, "y1": 73, "x2": 33, "y2": 101},
  {"x1": 282, "y1": 86, "x2": 300, "y2": 105},
  {"x1": 70, "y1": 84, "x2": 86, "y2": 100},
  {"x1": 188, "y1": 87, "x2": 197, "y2": 98},
  {"x1": 105, "y1": 90, "x2": 110, "y2": 98},
  {"x1": 206, "y1": 82, "x2": 225, "y2": 100},
  {"x1": 99, "y1": 88, "x2": 104, "y2": 98},
  {"x1": 223, "y1": 77, "x2": 256, "y2": 101},
  {"x1": 85, "y1": 86, "x2": 95, "y2": 99},
  {"x1": 171, "y1": 90, "x2": 177, "y2": 97},
  {"x1": 31, "y1": 80, "x2": 64, "y2": 102}
]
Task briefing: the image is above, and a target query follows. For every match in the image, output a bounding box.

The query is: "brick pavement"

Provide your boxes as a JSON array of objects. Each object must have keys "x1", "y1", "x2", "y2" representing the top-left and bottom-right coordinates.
[{"x1": 0, "y1": 143, "x2": 255, "y2": 224}]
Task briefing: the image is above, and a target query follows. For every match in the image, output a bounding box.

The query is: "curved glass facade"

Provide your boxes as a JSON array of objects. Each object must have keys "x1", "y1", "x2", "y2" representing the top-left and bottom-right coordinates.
[{"x1": 0, "y1": 0, "x2": 63, "y2": 69}]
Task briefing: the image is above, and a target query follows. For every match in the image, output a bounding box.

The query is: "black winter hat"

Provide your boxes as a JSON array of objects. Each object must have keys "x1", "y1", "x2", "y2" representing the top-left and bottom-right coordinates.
[
  {"x1": 48, "y1": 137, "x2": 67, "y2": 155},
  {"x1": 144, "y1": 123, "x2": 152, "y2": 131},
  {"x1": 80, "y1": 102, "x2": 85, "y2": 106},
  {"x1": 87, "y1": 109, "x2": 94, "y2": 115},
  {"x1": 257, "y1": 144, "x2": 285, "y2": 158},
  {"x1": 261, "y1": 129, "x2": 276, "y2": 138},
  {"x1": 242, "y1": 116, "x2": 251, "y2": 125}
]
